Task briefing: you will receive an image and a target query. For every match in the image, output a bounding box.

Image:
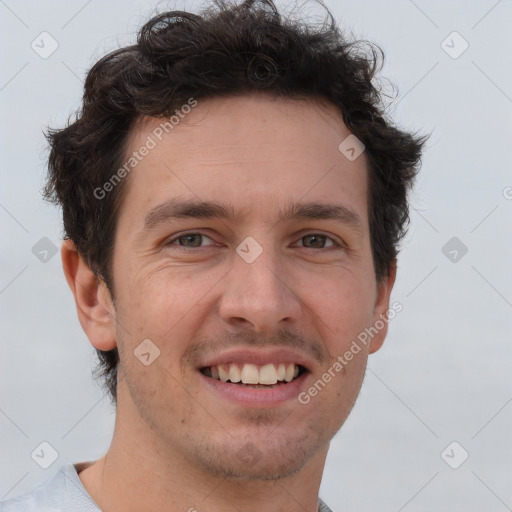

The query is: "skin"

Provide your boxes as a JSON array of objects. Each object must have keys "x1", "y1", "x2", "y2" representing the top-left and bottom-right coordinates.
[{"x1": 62, "y1": 93, "x2": 396, "y2": 512}]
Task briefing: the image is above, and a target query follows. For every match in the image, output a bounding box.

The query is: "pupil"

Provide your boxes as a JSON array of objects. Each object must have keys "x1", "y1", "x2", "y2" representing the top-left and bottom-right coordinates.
[
  {"x1": 181, "y1": 234, "x2": 201, "y2": 247},
  {"x1": 306, "y1": 235, "x2": 324, "y2": 248}
]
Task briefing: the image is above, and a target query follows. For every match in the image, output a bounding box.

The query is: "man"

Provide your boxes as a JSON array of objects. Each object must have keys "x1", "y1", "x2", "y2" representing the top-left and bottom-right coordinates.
[{"x1": 0, "y1": 0, "x2": 426, "y2": 510}]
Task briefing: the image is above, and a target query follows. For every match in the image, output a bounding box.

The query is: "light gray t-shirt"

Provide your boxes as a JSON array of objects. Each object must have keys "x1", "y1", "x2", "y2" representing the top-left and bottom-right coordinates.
[{"x1": 0, "y1": 463, "x2": 334, "y2": 511}]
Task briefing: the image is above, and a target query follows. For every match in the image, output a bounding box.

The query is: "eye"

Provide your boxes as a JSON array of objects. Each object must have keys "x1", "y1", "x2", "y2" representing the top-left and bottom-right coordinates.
[
  {"x1": 166, "y1": 232, "x2": 216, "y2": 249},
  {"x1": 164, "y1": 231, "x2": 343, "y2": 251},
  {"x1": 296, "y1": 233, "x2": 341, "y2": 249}
]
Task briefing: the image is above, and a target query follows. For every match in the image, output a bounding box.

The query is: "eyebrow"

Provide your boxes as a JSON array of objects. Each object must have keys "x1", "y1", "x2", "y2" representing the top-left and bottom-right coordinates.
[{"x1": 141, "y1": 198, "x2": 363, "y2": 234}]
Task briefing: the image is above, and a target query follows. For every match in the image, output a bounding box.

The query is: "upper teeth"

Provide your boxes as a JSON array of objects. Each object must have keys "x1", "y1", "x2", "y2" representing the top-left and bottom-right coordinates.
[{"x1": 209, "y1": 363, "x2": 300, "y2": 385}]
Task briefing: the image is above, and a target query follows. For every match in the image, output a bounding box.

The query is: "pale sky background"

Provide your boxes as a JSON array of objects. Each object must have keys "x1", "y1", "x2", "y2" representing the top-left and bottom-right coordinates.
[{"x1": 1, "y1": 1, "x2": 511, "y2": 511}]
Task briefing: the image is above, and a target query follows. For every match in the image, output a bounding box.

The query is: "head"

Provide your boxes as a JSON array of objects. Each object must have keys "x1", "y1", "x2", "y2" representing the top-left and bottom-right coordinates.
[{"x1": 46, "y1": 0, "x2": 426, "y2": 481}]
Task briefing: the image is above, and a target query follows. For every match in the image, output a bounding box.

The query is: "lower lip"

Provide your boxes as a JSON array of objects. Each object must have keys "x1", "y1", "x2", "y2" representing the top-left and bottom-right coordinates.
[{"x1": 200, "y1": 371, "x2": 309, "y2": 406}]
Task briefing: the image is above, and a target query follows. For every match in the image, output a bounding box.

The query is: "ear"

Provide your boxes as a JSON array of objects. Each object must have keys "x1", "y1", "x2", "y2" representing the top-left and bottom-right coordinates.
[
  {"x1": 61, "y1": 239, "x2": 117, "y2": 351},
  {"x1": 368, "y1": 260, "x2": 397, "y2": 354}
]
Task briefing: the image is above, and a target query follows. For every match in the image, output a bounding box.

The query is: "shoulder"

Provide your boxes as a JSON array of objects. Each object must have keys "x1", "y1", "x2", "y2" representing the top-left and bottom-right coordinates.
[
  {"x1": 0, "y1": 492, "x2": 38, "y2": 511},
  {"x1": 0, "y1": 464, "x2": 99, "y2": 512},
  {"x1": 0, "y1": 479, "x2": 59, "y2": 512},
  {"x1": 318, "y1": 497, "x2": 335, "y2": 512}
]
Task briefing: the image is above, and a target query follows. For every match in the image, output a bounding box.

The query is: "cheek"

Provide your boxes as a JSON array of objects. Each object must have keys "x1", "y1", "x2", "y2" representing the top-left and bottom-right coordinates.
[
  {"x1": 120, "y1": 265, "x2": 217, "y2": 337},
  {"x1": 114, "y1": 265, "x2": 226, "y2": 397},
  {"x1": 296, "y1": 268, "x2": 376, "y2": 341}
]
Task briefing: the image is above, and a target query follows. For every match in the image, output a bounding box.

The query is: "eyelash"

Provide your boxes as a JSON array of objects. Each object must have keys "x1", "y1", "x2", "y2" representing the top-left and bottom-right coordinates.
[{"x1": 165, "y1": 232, "x2": 344, "y2": 251}]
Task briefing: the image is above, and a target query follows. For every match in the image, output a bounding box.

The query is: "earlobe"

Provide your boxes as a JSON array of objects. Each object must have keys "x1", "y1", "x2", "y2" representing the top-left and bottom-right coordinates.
[
  {"x1": 61, "y1": 240, "x2": 117, "y2": 351},
  {"x1": 368, "y1": 261, "x2": 397, "y2": 354}
]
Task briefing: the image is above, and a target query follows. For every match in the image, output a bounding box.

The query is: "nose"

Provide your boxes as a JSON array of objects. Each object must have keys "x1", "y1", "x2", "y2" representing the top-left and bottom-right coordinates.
[{"x1": 218, "y1": 242, "x2": 302, "y2": 333}]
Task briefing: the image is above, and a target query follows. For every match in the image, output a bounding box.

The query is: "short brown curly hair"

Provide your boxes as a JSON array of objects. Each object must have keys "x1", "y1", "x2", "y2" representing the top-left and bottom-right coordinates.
[{"x1": 44, "y1": 0, "x2": 428, "y2": 404}]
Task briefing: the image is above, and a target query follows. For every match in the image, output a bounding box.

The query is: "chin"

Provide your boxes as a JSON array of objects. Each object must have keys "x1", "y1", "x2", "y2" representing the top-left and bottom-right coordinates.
[
  {"x1": 189, "y1": 426, "x2": 324, "y2": 482},
  {"x1": 196, "y1": 450, "x2": 309, "y2": 482}
]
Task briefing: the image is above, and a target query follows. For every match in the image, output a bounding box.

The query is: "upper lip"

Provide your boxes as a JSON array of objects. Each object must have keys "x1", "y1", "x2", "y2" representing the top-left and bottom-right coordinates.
[{"x1": 198, "y1": 347, "x2": 314, "y2": 372}]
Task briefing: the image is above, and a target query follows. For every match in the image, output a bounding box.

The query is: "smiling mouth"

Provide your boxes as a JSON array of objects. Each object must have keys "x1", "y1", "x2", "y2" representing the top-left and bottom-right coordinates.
[{"x1": 200, "y1": 363, "x2": 307, "y2": 388}]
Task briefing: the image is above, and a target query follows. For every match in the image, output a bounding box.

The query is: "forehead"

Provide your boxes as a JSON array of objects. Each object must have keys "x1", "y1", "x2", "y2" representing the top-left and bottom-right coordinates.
[
  {"x1": 130, "y1": 94, "x2": 350, "y2": 155},
  {"x1": 119, "y1": 94, "x2": 369, "y2": 226}
]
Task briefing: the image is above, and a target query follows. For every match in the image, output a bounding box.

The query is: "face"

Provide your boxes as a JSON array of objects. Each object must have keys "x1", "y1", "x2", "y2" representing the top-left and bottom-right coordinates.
[{"x1": 103, "y1": 94, "x2": 394, "y2": 480}]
